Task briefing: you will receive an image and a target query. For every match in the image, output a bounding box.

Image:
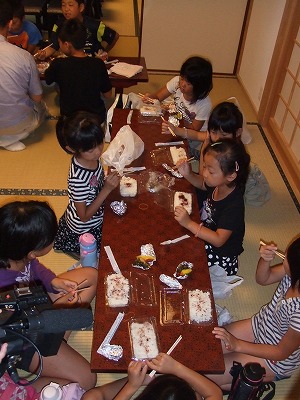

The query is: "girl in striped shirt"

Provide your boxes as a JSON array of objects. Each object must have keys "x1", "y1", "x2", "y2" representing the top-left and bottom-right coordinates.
[
  {"x1": 54, "y1": 111, "x2": 120, "y2": 258},
  {"x1": 210, "y1": 235, "x2": 300, "y2": 391}
]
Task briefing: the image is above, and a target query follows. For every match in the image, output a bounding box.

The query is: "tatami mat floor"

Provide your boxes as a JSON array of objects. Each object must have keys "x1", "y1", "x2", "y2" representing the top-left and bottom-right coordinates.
[{"x1": 1, "y1": 77, "x2": 299, "y2": 399}]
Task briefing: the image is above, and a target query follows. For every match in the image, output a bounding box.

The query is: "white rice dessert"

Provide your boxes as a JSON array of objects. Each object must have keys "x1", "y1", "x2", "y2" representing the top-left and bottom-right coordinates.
[
  {"x1": 130, "y1": 321, "x2": 159, "y2": 359},
  {"x1": 170, "y1": 146, "x2": 187, "y2": 165},
  {"x1": 174, "y1": 191, "x2": 192, "y2": 215},
  {"x1": 188, "y1": 290, "x2": 212, "y2": 323},
  {"x1": 120, "y1": 176, "x2": 137, "y2": 197},
  {"x1": 106, "y1": 273, "x2": 130, "y2": 307}
]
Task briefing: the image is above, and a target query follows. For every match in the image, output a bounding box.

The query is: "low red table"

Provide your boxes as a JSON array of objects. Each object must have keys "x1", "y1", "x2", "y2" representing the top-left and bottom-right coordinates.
[{"x1": 90, "y1": 109, "x2": 224, "y2": 374}]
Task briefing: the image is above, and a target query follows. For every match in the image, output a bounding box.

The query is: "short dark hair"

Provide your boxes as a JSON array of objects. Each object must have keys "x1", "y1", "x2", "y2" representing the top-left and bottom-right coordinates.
[
  {"x1": 286, "y1": 235, "x2": 300, "y2": 291},
  {"x1": 65, "y1": 0, "x2": 85, "y2": 6},
  {"x1": 208, "y1": 102, "x2": 243, "y2": 137},
  {"x1": 56, "y1": 111, "x2": 104, "y2": 154},
  {"x1": 180, "y1": 56, "x2": 213, "y2": 102},
  {"x1": 0, "y1": 201, "x2": 58, "y2": 268},
  {"x1": 11, "y1": 0, "x2": 25, "y2": 19},
  {"x1": 57, "y1": 18, "x2": 87, "y2": 50},
  {"x1": 204, "y1": 139, "x2": 250, "y2": 192},
  {"x1": 135, "y1": 374, "x2": 197, "y2": 400},
  {"x1": 0, "y1": 0, "x2": 13, "y2": 28}
]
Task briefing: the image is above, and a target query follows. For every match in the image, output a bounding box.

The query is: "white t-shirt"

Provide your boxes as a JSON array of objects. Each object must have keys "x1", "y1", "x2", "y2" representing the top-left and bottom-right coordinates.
[{"x1": 166, "y1": 76, "x2": 211, "y2": 131}]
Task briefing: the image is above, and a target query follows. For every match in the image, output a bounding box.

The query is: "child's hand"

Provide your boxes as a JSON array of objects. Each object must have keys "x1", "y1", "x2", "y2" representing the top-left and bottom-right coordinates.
[
  {"x1": 177, "y1": 159, "x2": 191, "y2": 177},
  {"x1": 141, "y1": 93, "x2": 154, "y2": 104},
  {"x1": 127, "y1": 360, "x2": 148, "y2": 390},
  {"x1": 161, "y1": 121, "x2": 175, "y2": 135},
  {"x1": 146, "y1": 353, "x2": 179, "y2": 376},
  {"x1": 104, "y1": 171, "x2": 120, "y2": 191},
  {"x1": 54, "y1": 291, "x2": 79, "y2": 306},
  {"x1": 212, "y1": 327, "x2": 238, "y2": 352},
  {"x1": 34, "y1": 49, "x2": 47, "y2": 60},
  {"x1": 51, "y1": 277, "x2": 77, "y2": 294},
  {"x1": 259, "y1": 243, "x2": 277, "y2": 262},
  {"x1": 174, "y1": 206, "x2": 190, "y2": 228},
  {"x1": 94, "y1": 49, "x2": 108, "y2": 61}
]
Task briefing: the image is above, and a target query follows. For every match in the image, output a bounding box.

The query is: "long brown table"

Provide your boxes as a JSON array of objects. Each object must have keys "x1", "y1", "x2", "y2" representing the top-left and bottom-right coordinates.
[{"x1": 90, "y1": 109, "x2": 224, "y2": 374}]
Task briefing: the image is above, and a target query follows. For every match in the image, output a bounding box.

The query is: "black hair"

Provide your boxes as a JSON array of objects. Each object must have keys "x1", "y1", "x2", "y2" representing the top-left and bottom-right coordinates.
[
  {"x1": 66, "y1": 0, "x2": 85, "y2": 5},
  {"x1": 11, "y1": 0, "x2": 24, "y2": 19},
  {"x1": 135, "y1": 374, "x2": 197, "y2": 400},
  {"x1": 203, "y1": 139, "x2": 250, "y2": 193},
  {"x1": 0, "y1": 201, "x2": 58, "y2": 268},
  {"x1": 0, "y1": 0, "x2": 13, "y2": 27},
  {"x1": 208, "y1": 101, "x2": 243, "y2": 137},
  {"x1": 56, "y1": 111, "x2": 104, "y2": 155},
  {"x1": 286, "y1": 236, "x2": 300, "y2": 291},
  {"x1": 180, "y1": 56, "x2": 213, "y2": 102},
  {"x1": 57, "y1": 18, "x2": 87, "y2": 50}
]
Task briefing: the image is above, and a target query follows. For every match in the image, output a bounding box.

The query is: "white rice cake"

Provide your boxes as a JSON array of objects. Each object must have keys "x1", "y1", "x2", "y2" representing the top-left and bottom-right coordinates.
[
  {"x1": 120, "y1": 176, "x2": 137, "y2": 197},
  {"x1": 170, "y1": 146, "x2": 187, "y2": 165},
  {"x1": 174, "y1": 191, "x2": 192, "y2": 215},
  {"x1": 130, "y1": 321, "x2": 159, "y2": 359},
  {"x1": 106, "y1": 273, "x2": 130, "y2": 307},
  {"x1": 188, "y1": 289, "x2": 212, "y2": 323}
]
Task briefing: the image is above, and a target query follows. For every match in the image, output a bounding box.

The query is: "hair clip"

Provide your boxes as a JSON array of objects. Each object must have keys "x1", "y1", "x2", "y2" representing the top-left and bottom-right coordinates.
[
  {"x1": 211, "y1": 142, "x2": 222, "y2": 147},
  {"x1": 235, "y1": 161, "x2": 239, "y2": 171}
]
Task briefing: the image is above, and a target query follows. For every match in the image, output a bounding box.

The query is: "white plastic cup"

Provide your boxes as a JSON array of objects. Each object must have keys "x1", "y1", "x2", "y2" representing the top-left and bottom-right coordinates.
[{"x1": 40, "y1": 382, "x2": 63, "y2": 400}]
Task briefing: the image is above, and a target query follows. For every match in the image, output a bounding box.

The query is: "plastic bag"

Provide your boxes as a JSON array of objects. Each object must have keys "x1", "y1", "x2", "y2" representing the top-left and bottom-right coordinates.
[
  {"x1": 215, "y1": 304, "x2": 233, "y2": 326},
  {"x1": 209, "y1": 264, "x2": 244, "y2": 299},
  {"x1": 101, "y1": 125, "x2": 144, "y2": 174},
  {"x1": 62, "y1": 382, "x2": 85, "y2": 399},
  {"x1": 105, "y1": 94, "x2": 131, "y2": 142},
  {"x1": 245, "y1": 163, "x2": 271, "y2": 207}
]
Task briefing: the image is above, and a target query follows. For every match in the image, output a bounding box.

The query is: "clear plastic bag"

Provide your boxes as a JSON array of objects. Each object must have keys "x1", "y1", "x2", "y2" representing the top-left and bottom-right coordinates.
[
  {"x1": 209, "y1": 264, "x2": 244, "y2": 299},
  {"x1": 139, "y1": 170, "x2": 175, "y2": 193},
  {"x1": 101, "y1": 125, "x2": 144, "y2": 174}
]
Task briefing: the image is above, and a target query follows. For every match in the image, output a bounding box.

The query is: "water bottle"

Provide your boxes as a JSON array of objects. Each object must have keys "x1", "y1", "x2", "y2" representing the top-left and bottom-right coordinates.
[
  {"x1": 79, "y1": 233, "x2": 98, "y2": 268},
  {"x1": 40, "y1": 382, "x2": 63, "y2": 400},
  {"x1": 228, "y1": 362, "x2": 266, "y2": 400}
]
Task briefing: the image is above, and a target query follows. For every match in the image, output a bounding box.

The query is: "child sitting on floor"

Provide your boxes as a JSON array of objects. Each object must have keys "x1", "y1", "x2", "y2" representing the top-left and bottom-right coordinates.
[
  {"x1": 54, "y1": 111, "x2": 120, "y2": 258},
  {"x1": 36, "y1": 0, "x2": 119, "y2": 59},
  {"x1": 209, "y1": 236, "x2": 300, "y2": 391},
  {"x1": 82, "y1": 353, "x2": 222, "y2": 400},
  {"x1": 8, "y1": 0, "x2": 42, "y2": 54},
  {"x1": 0, "y1": 200, "x2": 97, "y2": 391},
  {"x1": 175, "y1": 139, "x2": 250, "y2": 275},
  {"x1": 165, "y1": 101, "x2": 271, "y2": 208},
  {"x1": 142, "y1": 56, "x2": 213, "y2": 159},
  {"x1": 45, "y1": 18, "x2": 112, "y2": 119}
]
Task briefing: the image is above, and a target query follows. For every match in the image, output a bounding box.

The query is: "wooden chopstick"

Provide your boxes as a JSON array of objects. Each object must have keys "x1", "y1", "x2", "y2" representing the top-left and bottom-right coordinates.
[
  {"x1": 173, "y1": 157, "x2": 195, "y2": 170},
  {"x1": 33, "y1": 42, "x2": 53, "y2": 58},
  {"x1": 74, "y1": 287, "x2": 89, "y2": 294},
  {"x1": 149, "y1": 335, "x2": 182, "y2": 378},
  {"x1": 138, "y1": 93, "x2": 155, "y2": 104},
  {"x1": 160, "y1": 116, "x2": 176, "y2": 137},
  {"x1": 76, "y1": 278, "x2": 88, "y2": 289},
  {"x1": 259, "y1": 240, "x2": 285, "y2": 259},
  {"x1": 62, "y1": 287, "x2": 89, "y2": 298}
]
